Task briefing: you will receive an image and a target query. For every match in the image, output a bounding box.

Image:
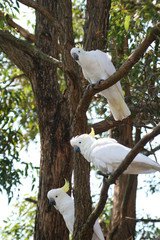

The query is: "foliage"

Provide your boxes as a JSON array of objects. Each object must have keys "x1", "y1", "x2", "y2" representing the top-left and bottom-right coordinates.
[
  {"x1": 0, "y1": 0, "x2": 20, "y2": 30},
  {"x1": 0, "y1": 0, "x2": 20, "y2": 15},
  {"x1": 0, "y1": 195, "x2": 37, "y2": 240},
  {"x1": 72, "y1": 0, "x2": 86, "y2": 42},
  {"x1": 136, "y1": 220, "x2": 160, "y2": 240},
  {"x1": 0, "y1": 52, "x2": 38, "y2": 200}
]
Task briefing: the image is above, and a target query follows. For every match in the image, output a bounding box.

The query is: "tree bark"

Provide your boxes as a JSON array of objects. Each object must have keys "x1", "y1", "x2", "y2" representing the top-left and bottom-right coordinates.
[
  {"x1": 84, "y1": 0, "x2": 111, "y2": 50},
  {"x1": 33, "y1": 1, "x2": 73, "y2": 239}
]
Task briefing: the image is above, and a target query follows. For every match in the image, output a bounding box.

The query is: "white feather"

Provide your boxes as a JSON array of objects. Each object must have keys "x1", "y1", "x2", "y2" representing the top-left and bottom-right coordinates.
[
  {"x1": 47, "y1": 187, "x2": 104, "y2": 240},
  {"x1": 70, "y1": 48, "x2": 131, "y2": 121},
  {"x1": 70, "y1": 134, "x2": 160, "y2": 174}
]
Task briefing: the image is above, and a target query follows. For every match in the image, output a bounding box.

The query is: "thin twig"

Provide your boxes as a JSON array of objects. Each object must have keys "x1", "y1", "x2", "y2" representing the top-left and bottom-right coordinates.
[
  {"x1": 125, "y1": 216, "x2": 160, "y2": 223},
  {"x1": 2, "y1": 74, "x2": 25, "y2": 90},
  {"x1": 144, "y1": 145, "x2": 160, "y2": 156}
]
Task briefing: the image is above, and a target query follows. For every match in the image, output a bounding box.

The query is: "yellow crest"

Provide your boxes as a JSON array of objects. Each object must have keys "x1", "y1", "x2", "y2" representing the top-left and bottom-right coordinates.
[
  {"x1": 89, "y1": 128, "x2": 95, "y2": 137},
  {"x1": 61, "y1": 179, "x2": 69, "y2": 192}
]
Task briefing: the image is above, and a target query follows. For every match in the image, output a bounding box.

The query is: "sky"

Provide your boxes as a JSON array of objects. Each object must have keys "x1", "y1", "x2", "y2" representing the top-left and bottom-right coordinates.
[{"x1": 0, "y1": 1, "x2": 160, "y2": 238}]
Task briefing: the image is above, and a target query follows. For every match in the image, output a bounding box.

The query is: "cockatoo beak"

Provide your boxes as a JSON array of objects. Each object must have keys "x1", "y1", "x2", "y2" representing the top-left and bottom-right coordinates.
[
  {"x1": 49, "y1": 198, "x2": 56, "y2": 206},
  {"x1": 72, "y1": 53, "x2": 79, "y2": 61},
  {"x1": 73, "y1": 146, "x2": 80, "y2": 152}
]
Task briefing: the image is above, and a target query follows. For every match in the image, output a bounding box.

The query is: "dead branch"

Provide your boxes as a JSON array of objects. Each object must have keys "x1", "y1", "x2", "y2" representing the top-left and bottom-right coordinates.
[{"x1": 74, "y1": 123, "x2": 160, "y2": 240}]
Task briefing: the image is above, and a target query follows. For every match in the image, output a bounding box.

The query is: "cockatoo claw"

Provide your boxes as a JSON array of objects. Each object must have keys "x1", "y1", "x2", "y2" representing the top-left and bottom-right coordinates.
[
  {"x1": 86, "y1": 83, "x2": 95, "y2": 91},
  {"x1": 96, "y1": 79, "x2": 104, "y2": 85}
]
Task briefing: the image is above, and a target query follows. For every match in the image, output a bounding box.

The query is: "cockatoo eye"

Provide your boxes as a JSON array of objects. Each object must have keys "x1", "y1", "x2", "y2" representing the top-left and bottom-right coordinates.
[
  {"x1": 79, "y1": 141, "x2": 81, "y2": 144},
  {"x1": 55, "y1": 195, "x2": 58, "y2": 198},
  {"x1": 78, "y1": 50, "x2": 80, "y2": 53}
]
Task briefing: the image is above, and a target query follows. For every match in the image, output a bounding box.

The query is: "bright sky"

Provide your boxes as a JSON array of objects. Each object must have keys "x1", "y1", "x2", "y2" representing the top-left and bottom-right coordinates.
[
  {"x1": 0, "y1": 137, "x2": 40, "y2": 227},
  {"x1": 0, "y1": 1, "x2": 160, "y2": 238}
]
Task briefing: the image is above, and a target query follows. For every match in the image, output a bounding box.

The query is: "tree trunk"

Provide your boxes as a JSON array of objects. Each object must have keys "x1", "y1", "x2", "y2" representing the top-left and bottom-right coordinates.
[
  {"x1": 33, "y1": 0, "x2": 93, "y2": 239},
  {"x1": 84, "y1": 0, "x2": 111, "y2": 50},
  {"x1": 32, "y1": 1, "x2": 72, "y2": 239}
]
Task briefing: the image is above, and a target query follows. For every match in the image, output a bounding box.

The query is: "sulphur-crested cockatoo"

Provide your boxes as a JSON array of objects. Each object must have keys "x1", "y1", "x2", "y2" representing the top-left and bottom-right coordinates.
[
  {"x1": 70, "y1": 47, "x2": 131, "y2": 121},
  {"x1": 47, "y1": 180, "x2": 104, "y2": 240},
  {"x1": 70, "y1": 128, "x2": 160, "y2": 174}
]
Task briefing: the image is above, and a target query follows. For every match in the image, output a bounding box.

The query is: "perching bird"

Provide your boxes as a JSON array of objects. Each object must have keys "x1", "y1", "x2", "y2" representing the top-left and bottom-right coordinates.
[
  {"x1": 70, "y1": 47, "x2": 131, "y2": 121},
  {"x1": 70, "y1": 128, "x2": 160, "y2": 174},
  {"x1": 47, "y1": 180, "x2": 105, "y2": 240}
]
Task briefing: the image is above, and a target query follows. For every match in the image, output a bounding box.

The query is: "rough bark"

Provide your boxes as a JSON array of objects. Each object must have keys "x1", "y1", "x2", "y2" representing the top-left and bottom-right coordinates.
[
  {"x1": 32, "y1": 1, "x2": 79, "y2": 239},
  {"x1": 84, "y1": 0, "x2": 111, "y2": 50}
]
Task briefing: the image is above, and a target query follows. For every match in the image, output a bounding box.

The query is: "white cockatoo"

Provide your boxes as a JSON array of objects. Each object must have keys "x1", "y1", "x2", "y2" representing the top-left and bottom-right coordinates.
[
  {"x1": 47, "y1": 180, "x2": 105, "y2": 240},
  {"x1": 70, "y1": 47, "x2": 131, "y2": 121},
  {"x1": 70, "y1": 128, "x2": 160, "y2": 175}
]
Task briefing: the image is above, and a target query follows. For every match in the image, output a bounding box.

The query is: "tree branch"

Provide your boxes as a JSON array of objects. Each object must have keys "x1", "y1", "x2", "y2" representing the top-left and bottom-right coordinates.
[
  {"x1": 73, "y1": 22, "x2": 160, "y2": 127},
  {"x1": 0, "y1": 30, "x2": 62, "y2": 68},
  {"x1": 0, "y1": 11, "x2": 35, "y2": 42},
  {"x1": 90, "y1": 100, "x2": 159, "y2": 134},
  {"x1": 90, "y1": 117, "x2": 128, "y2": 134},
  {"x1": 17, "y1": 0, "x2": 63, "y2": 31},
  {"x1": 76, "y1": 123, "x2": 160, "y2": 240}
]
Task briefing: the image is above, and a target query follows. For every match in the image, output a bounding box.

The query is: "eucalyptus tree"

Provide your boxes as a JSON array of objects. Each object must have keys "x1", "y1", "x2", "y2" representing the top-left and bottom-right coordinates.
[{"x1": 0, "y1": 0, "x2": 159, "y2": 240}]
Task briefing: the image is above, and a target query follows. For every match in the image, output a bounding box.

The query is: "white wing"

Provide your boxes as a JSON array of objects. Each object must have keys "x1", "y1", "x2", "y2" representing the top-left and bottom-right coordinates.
[
  {"x1": 61, "y1": 199, "x2": 74, "y2": 233},
  {"x1": 82, "y1": 68, "x2": 92, "y2": 83},
  {"x1": 96, "y1": 138, "x2": 118, "y2": 145},
  {"x1": 95, "y1": 50, "x2": 116, "y2": 76},
  {"x1": 90, "y1": 143, "x2": 126, "y2": 172},
  {"x1": 90, "y1": 143, "x2": 160, "y2": 174},
  {"x1": 95, "y1": 50, "x2": 124, "y2": 98},
  {"x1": 92, "y1": 219, "x2": 105, "y2": 240}
]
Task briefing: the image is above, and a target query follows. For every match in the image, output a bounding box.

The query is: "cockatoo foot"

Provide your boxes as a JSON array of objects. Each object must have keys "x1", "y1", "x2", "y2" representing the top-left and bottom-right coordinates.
[
  {"x1": 86, "y1": 83, "x2": 95, "y2": 91},
  {"x1": 96, "y1": 79, "x2": 104, "y2": 86}
]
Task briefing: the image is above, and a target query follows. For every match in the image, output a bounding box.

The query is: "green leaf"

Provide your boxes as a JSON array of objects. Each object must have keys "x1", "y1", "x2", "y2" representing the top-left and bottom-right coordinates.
[{"x1": 124, "y1": 15, "x2": 131, "y2": 32}]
